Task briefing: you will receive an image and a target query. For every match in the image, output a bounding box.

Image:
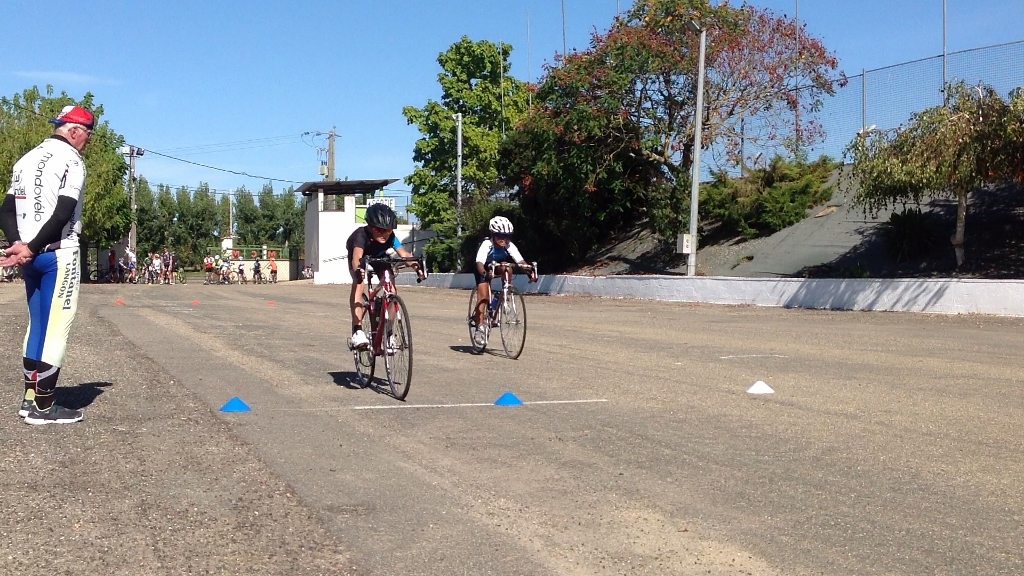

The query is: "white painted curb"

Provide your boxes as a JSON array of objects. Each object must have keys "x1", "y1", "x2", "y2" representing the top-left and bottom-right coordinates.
[{"x1": 395, "y1": 273, "x2": 1024, "y2": 318}]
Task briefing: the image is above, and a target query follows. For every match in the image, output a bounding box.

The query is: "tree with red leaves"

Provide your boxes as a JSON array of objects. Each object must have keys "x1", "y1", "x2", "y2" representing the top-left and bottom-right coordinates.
[{"x1": 499, "y1": 0, "x2": 843, "y2": 268}]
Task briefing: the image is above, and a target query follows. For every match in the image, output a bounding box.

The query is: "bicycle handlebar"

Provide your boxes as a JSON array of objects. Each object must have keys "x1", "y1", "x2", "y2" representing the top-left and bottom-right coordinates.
[
  {"x1": 487, "y1": 261, "x2": 539, "y2": 279},
  {"x1": 362, "y1": 255, "x2": 429, "y2": 283}
]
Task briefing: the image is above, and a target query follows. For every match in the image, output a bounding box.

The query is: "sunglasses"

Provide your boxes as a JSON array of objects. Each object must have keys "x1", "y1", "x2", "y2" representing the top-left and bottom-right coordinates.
[
  {"x1": 369, "y1": 225, "x2": 391, "y2": 235},
  {"x1": 493, "y1": 233, "x2": 512, "y2": 240}
]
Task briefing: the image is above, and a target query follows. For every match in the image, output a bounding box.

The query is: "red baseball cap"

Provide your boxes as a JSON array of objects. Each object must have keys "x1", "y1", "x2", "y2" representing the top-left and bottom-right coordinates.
[{"x1": 49, "y1": 105, "x2": 95, "y2": 130}]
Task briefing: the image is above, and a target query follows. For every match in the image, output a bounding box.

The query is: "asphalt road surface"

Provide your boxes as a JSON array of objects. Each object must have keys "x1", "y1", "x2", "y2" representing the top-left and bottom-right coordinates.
[{"x1": 1, "y1": 281, "x2": 1021, "y2": 575}]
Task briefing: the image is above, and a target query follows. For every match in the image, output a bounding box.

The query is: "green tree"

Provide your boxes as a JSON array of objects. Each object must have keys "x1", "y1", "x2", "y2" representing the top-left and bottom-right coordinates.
[
  {"x1": 218, "y1": 193, "x2": 232, "y2": 240},
  {"x1": 846, "y1": 81, "x2": 1011, "y2": 267},
  {"x1": 134, "y1": 177, "x2": 161, "y2": 256},
  {"x1": 155, "y1": 184, "x2": 177, "y2": 249},
  {"x1": 403, "y1": 37, "x2": 530, "y2": 270},
  {"x1": 233, "y1": 186, "x2": 259, "y2": 245},
  {"x1": 277, "y1": 186, "x2": 304, "y2": 249},
  {"x1": 190, "y1": 183, "x2": 220, "y2": 258},
  {"x1": 0, "y1": 86, "x2": 130, "y2": 248},
  {"x1": 256, "y1": 182, "x2": 281, "y2": 243}
]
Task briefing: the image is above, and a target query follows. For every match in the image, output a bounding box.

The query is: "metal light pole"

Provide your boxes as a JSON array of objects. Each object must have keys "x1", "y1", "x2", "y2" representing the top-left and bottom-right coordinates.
[
  {"x1": 685, "y1": 20, "x2": 707, "y2": 277},
  {"x1": 942, "y1": 0, "x2": 948, "y2": 105},
  {"x1": 453, "y1": 113, "x2": 463, "y2": 238}
]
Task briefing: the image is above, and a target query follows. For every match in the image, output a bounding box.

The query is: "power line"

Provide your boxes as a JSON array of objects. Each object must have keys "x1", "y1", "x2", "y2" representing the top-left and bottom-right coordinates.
[
  {"x1": 158, "y1": 134, "x2": 304, "y2": 155},
  {"x1": 144, "y1": 149, "x2": 305, "y2": 184}
]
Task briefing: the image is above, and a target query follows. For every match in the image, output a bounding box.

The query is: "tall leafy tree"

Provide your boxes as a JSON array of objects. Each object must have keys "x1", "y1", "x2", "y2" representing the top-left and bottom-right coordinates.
[
  {"x1": 0, "y1": 86, "x2": 130, "y2": 247},
  {"x1": 190, "y1": 183, "x2": 220, "y2": 257},
  {"x1": 403, "y1": 37, "x2": 530, "y2": 269},
  {"x1": 277, "y1": 186, "x2": 304, "y2": 249},
  {"x1": 155, "y1": 184, "x2": 177, "y2": 250},
  {"x1": 134, "y1": 177, "x2": 161, "y2": 256},
  {"x1": 233, "y1": 186, "x2": 260, "y2": 245},
  {"x1": 218, "y1": 193, "x2": 232, "y2": 240},
  {"x1": 256, "y1": 182, "x2": 281, "y2": 243}
]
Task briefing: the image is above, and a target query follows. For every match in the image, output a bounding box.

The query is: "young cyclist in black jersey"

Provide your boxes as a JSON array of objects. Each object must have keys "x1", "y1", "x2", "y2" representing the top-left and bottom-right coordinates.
[
  {"x1": 345, "y1": 203, "x2": 423, "y2": 349},
  {"x1": 471, "y1": 216, "x2": 537, "y2": 346},
  {"x1": 0, "y1": 105, "x2": 94, "y2": 424}
]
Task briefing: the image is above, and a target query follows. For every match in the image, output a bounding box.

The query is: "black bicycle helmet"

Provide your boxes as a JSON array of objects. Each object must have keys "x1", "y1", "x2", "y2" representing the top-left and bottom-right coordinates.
[{"x1": 365, "y1": 203, "x2": 398, "y2": 229}]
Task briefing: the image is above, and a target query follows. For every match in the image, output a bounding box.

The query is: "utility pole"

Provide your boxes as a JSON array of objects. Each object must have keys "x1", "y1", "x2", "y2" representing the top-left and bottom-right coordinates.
[
  {"x1": 327, "y1": 127, "x2": 336, "y2": 180},
  {"x1": 453, "y1": 113, "x2": 463, "y2": 238},
  {"x1": 326, "y1": 127, "x2": 336, "y2": 209},
  {"x1": 119, "y1": 145, "x2": 145, "y2": 252}
]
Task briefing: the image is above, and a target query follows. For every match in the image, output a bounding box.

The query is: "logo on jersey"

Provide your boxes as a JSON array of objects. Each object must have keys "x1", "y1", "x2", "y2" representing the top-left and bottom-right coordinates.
[
  {"x1": 33, "y1": 152, "x2": 54, "y2": 222},
  {"x1": 12, "y1": 173, "x2": 26, "y2": 199}
]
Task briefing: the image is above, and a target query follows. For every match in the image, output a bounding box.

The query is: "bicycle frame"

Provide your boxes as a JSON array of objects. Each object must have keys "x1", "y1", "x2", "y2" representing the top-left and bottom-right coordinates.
[
  {"x1": 480, "y1": 261, "x2": 536, "y2": 326},
  {"x1": 361, "y1": 256, "x2": 424, "y2": 356},
  {"x1": 470, "y1": 261, "x2": 537, "y2": 353}
]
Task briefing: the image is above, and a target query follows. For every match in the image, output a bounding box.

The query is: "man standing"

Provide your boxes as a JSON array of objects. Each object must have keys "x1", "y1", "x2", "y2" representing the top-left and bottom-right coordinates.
[{"x1": 0, "y1": 105, "x2": 93, "y2": 424}]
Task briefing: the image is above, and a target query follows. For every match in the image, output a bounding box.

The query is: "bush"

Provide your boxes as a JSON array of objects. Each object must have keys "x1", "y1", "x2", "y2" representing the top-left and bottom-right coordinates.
[
  {"x1": 701, "y1": 155, "x2": 838, "y2": 239},
  {"x1": 883, "y1": 207, "x2": 936, "y2": 263}
]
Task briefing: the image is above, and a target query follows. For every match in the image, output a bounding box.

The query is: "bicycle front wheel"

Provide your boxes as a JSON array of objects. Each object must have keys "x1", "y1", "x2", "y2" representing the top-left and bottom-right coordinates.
[
  {"x1": 499, "y1": 287, "x2": 527, "y2": 359},
  {"x1": 466, "y1": 288, "x2": 488, "y2": 353},
  {"x1": 353, "y1": 295, "x2": 375, "y2": 387},
  {"x1": 382, "y1": 294, "x2": 413, "y2": 400}
]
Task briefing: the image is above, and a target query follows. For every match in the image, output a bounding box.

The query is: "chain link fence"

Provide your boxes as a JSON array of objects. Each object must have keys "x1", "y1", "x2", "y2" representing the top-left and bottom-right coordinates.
[{"x1": 804, "y1": 40, "x2": 1024, "y2": 162}]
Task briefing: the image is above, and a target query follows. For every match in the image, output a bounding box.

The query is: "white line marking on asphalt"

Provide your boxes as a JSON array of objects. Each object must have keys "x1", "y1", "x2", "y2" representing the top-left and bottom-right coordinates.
[
  {"x1": 719, "y1": 354, "x2": 788, "y2": 359},
  {"x1": 351, "y1": 399, "x2": 609, "y2": 410}
]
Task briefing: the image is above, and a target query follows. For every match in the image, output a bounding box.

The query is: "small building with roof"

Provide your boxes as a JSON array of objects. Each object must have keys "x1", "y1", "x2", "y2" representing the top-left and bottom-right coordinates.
[{"x1": 298, "y1": 179, "x2": 430, "y2": 284}]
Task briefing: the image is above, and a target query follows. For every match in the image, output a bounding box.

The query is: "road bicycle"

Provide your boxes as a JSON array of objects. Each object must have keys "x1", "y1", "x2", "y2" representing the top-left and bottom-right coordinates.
[
  {"x1": 467, "y1": 261, "x2": 536, "y2": 359},
  {"x1": 352, "y1": 255, "x2": 426, "y2": 400}
]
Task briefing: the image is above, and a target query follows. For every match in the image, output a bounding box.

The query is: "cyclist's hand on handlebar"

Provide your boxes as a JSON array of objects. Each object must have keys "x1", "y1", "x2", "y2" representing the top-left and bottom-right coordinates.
[
  {"x1": 528, "y1": 272, "x2": 538, "y2": 283},
  {"x1": 354, "y1": 268, "x2": 365, "y2": 284}
]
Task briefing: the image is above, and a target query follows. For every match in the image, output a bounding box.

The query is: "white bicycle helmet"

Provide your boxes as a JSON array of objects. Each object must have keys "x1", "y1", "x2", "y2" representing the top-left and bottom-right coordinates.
[{"x1": 489, "y1": 216, "x2": 514, "y2": 235}]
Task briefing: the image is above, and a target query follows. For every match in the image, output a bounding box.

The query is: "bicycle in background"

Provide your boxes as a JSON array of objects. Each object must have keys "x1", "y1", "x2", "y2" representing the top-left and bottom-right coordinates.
[
  {"x1": 467, "y1": 261, "x2": 536, "y2": 359},
  {"x1": 352, "y1": 255, "x2": 426, "y2": 400}
]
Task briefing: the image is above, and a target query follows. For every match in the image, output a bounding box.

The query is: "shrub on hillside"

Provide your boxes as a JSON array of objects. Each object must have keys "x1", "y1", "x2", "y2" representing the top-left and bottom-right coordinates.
[{"x1": 702, "y1": 156, "x2": 838, "y2": 238}]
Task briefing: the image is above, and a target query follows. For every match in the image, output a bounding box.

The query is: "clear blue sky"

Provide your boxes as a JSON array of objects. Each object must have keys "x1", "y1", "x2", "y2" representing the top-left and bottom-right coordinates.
[{"x1": 2, "y1": 0, "x2": 1022, "y2": 211}]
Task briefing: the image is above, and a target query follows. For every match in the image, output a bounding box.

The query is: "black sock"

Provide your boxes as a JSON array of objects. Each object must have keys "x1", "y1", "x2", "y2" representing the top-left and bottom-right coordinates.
[
  {"x1": 22, "y1": 358, "x2": 37, "y2": 398},
  {"x1": 33, "y1": 362, "x2": 60, "y2": 410}
]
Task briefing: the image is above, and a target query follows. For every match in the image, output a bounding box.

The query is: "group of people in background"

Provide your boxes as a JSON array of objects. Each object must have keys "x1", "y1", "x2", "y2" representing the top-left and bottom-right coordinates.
[
  {"x1": 203, "y1": 252, "x2": 277, "y2": 285},
  {"x1": 100, "y1": 247, "x2": 178, "y2": 284}
]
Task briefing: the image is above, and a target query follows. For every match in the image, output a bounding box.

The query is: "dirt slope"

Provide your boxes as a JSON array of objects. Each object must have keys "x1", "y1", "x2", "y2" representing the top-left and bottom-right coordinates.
[{"x1": 570, "y1": 171, "x2": 1024, "y2": 279}]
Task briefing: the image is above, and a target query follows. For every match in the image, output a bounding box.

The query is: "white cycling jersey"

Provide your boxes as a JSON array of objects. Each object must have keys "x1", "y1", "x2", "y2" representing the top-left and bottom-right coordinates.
[{"x1": 6, "y1": 137, "x2": 85, "y2": 250}]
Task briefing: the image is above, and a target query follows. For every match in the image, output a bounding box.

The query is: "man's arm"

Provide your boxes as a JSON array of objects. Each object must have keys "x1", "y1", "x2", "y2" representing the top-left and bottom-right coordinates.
[
  {"x1": 0, "y1": 193, "x2": 20, "y2": 243},
  {"x1": 26, "y1": 195, "x2": 78, "y2": 255}
]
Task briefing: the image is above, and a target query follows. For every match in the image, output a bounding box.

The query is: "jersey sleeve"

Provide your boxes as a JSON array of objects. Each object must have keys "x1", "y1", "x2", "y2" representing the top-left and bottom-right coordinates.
[
  {"x1": 391, "y1": 235, "x2": 402, "y2": 250},
  {"x1": 60, "y1": 156, "x2": 86, "y2": 201},
  {"x1": 507, "y1": 242, "x2": 525, "y2": 264},
  {"x1": 475, "y1": 239, "x2": 493, "y2": 264}
]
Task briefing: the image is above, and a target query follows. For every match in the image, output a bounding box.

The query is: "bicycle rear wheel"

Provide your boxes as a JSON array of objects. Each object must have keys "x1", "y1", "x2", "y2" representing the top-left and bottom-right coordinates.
[
  {"x1": 499, "y1": 287, "x2": 527, "y2": 359},
  {"x1": 382, "y1": 294, "x2": 413, "y2": 400},
  {"x1": 353, "y1": 295, "x2": 375, "y2": 387}
]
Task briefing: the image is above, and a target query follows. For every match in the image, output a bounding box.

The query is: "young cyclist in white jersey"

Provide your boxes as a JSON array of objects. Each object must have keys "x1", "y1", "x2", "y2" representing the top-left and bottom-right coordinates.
[
  {"x1": 0, "y1": 105, "x2": 93, "y2": 424},
  {"x1": 471, "y1": 216, "x2": 537, "y2": 346}
]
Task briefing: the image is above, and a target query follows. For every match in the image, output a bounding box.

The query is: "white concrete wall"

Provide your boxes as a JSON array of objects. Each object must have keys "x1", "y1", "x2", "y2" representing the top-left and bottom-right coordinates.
[
  {"x1": 397, "y1": 273, "x2": 1024, "y2": 318},
  {"x1": 309, "y1": 194, "x2": 432, "y2": 285}
]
